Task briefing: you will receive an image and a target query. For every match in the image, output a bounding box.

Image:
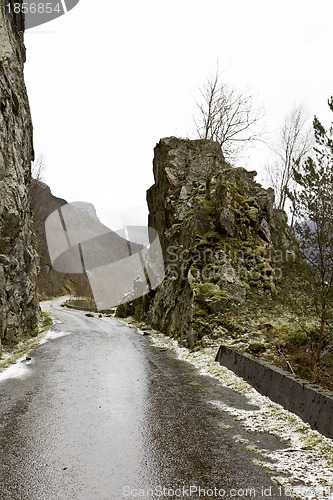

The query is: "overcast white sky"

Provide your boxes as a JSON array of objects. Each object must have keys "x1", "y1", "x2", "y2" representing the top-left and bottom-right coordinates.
[{"x1": 24, "y1": 0, "x2": 333, "y2": 228}]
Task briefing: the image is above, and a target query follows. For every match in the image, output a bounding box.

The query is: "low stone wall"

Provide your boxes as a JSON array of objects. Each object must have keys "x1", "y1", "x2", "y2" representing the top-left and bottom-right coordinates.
[
  {"x1": 64, "y1": 300, "x2": 113, "y2": 314},
  {"x1": 64, "y1": 300, "x2": 96, "y2": 312},
  {"x1": 215, "y1": 345, "x2": 333, "y2": 440}
]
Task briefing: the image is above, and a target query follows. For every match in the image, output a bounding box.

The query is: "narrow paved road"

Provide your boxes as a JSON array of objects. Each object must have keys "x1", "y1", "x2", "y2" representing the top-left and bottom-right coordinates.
[{"x1": 0, "y1": 298, "x2": 287, "y2": 500}]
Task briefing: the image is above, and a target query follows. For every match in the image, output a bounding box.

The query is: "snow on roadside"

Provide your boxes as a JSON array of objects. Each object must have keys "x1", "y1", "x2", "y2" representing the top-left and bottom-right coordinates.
[
  {"x1": 147, "y1": 329, "x2": 333, "y2": 499},
  {"x1": 0, "y1": 328, "x2": 69, "y2": 382},
  {"x1": 39, "y1": 329, "x2": 71, "y2": 344},
  {"x1": 0, "y1": 355, "x2": 32, "y2": 382}
]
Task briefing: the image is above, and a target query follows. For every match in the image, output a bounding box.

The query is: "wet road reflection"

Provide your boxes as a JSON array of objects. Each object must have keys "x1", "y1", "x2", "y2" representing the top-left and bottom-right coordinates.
[{"x1": 0, "y1": 299, "x2": 286, "y2": 499}]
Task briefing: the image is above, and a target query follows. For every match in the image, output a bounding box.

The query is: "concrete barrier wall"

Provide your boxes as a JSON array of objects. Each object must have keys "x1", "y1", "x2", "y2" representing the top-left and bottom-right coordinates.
[{"x1": 215, "y1": 345, "x2": 333, "y2": 440}]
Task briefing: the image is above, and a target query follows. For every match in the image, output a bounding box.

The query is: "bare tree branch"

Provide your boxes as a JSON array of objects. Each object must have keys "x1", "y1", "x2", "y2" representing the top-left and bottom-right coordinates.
[
  {"x1": 265, "y1": 106, "x2": 313, "y2": 210},
  {"x1": 194, "y1": 67, "x2": 263, "y2": 163}
]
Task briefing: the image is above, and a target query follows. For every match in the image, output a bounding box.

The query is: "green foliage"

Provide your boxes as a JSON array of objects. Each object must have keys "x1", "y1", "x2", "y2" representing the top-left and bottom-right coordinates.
[
  {"x1": 288, "y1": 96, "x2": 333, "y2": 382},
  {"x1": 195, "y1": 195, "x2": 216, "y2": 215},
  {"x1": 197, "y1": 282, "x2": 221, "y2": 296},
  {"x1": 254, "y1": 246, "x2": 266, "y2": 257},
  {"x1": 201, "y1": 231, "x2": 222, "y2": 242},
  {"x1": 195, "y1": 283, "x2": 230, "y2": 302},
  {"x1": 247, "y1": 206, "x2": 259, "y2": 221},
  {"x1": 248, "y1": 341, "x2": 266, "y2": 353}
]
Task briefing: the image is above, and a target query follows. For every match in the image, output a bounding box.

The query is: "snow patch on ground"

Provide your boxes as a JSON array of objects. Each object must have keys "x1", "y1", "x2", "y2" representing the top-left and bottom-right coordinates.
[
  {"x1": 39, "y1": 329, "x2": 71, "y2": 344},
  {"x1": 0, "y1": 329, "x2": 70, "y2": 382},
  {"x1": 0, "y1": 355, "x2": 32, "y2": 382},
  {"x1": 149, "y1": 331, "x2": 333, "y2": 499}
]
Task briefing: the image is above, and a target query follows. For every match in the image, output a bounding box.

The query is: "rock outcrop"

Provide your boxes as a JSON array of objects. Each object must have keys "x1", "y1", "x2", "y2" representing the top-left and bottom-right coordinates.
[
  {"x1": 30, "y1": 180, "x2": 74, "y2": 299},
  {"x1": 0, "y1": 5, "x2": 39, "y2": 346},
  {"x1": 31, "y1": 180, "x2": 145, "y2": 302},
  {"x1": 126, "y1": 137, "x2": 295, "y2": 348}
]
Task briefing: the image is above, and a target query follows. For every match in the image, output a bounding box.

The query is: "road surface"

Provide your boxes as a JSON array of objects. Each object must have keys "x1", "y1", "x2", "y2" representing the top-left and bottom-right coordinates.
[{"x1": 0, "y1": 298, "x2": 288, "y2": 499}]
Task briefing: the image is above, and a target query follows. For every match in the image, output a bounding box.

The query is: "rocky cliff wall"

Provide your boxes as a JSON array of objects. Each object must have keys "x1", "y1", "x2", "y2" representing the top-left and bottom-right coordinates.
[
  {"x1": 135, "y1": 137, "x2": 295, "y2": 348},
  {"x1": 30, "y1": 180, "x2": 72, "y2": 299},
  {"x1": 0, "y1": 4, "x2": 39, "y2": 346}
]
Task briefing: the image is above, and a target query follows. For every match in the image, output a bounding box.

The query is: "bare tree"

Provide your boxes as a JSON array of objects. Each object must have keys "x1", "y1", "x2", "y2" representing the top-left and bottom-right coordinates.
[
  {"x1": 194, "y1": 68, "x2": 262, "y2": 163},
  {"x1": 29, "y1": 153, "x2": 49, "y2": 270},
  {"x1": 29, "y1": 153, "x2": 47, "y2": 208},
  {"x1": 266, "y1": 106, "x2": 313, "y2": 211},
  {"x1": 31, "y1": 152, "x2": 46, "y2": 180}
]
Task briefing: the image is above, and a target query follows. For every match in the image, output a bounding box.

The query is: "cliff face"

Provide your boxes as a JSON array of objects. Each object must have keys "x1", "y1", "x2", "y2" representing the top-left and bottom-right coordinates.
[
  {"x1": 142, "y1": 137, "x2": 294, "y2": 347},
  {"x1": 31, "y1": 180, "x2": 146, "y2": 303},
  {"x1": 0, "y1": 5, "x2": 39, "y2": 345},
  {"x1": 30, "y1": 180, "x2": 72, "y2": 299}
]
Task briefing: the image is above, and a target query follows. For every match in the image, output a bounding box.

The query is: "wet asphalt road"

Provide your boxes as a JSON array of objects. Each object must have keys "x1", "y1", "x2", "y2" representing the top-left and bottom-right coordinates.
[{"x1": 0, "y1": 298, "x2": 288, "y2": 500}]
